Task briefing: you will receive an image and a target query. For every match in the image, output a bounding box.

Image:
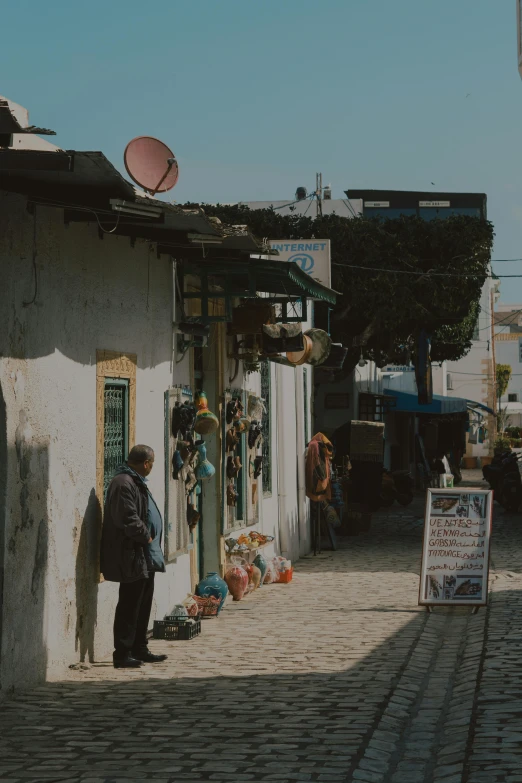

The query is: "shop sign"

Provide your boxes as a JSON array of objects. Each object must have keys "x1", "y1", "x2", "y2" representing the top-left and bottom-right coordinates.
[
  {"x1": 419, "y1": 488, "x2": 493, "y2": 607},
  {"x1": 270, "y1": 239, "x2": 331, "y2": 289},
  {"x1": 364, "y1": 201, "x2": 390, "y2": 208},
  {"x1": 384, "y1": 365, "x2": 414, "y2": 372},
  {"x1": 419, "y1": 200, "x2": 451, "y2": 208}
]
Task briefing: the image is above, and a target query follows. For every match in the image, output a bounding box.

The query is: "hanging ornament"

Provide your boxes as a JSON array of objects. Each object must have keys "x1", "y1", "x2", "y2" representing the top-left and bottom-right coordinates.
[{"x1": 194, "y1": 391, "x2": 219, "y2": 435}]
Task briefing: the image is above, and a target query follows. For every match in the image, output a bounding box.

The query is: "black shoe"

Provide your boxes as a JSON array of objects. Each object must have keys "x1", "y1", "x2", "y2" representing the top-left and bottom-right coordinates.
[
  {"x1": 132, "y1": 649, "x2": 168, "y2": 663},
  {"x1": 113, "y1": 654, "x2": 143, "y2": 669}
]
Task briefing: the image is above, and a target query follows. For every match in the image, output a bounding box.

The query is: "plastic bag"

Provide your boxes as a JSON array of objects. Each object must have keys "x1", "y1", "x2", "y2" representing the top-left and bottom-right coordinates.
[{"x1": 263, "y1": 559, "x2": 278, "y2": 584}]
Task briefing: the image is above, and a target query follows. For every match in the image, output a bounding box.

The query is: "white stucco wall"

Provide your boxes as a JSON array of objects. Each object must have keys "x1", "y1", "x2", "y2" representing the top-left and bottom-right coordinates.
[
  {"x1": 496, "y1": 335, "x2": 522, "y2": 424},
  {"x1": 0, "y1": 192, "x2": 192, "y2": 692},
  {"x1": 446, "y1": 279, "x2": 495, "y2": 457}
]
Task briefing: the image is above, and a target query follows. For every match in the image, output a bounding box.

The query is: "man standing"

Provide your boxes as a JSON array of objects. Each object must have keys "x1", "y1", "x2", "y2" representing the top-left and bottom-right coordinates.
[{"x1": 101, "y1": 444, "x2": 168, "y2": 668}]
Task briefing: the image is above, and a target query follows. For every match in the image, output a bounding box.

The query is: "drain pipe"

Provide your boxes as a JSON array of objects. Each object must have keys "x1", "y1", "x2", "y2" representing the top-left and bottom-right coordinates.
[
  {"x1": 295, "y1": 367, "x2": 308, "y2": 556},
  {"x1": 276, "y1": 364, "x2": 290, "y2": 558}
]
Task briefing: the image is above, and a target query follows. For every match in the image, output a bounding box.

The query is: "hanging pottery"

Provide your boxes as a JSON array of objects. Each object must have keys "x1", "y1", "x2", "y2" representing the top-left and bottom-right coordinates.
[
  {"x1": 253, "y1": 455, "x2": 263, "y2": 479},
  {"x1": 226, "y1": 428, "x2": 240, "y2": 451},
  {"x1": 287, "y1": 333, "x2": 314, "y2": 366},
  {"x1": 248, "y1": 421, "x2": 262, "y2": 450},
  {"x1": 194, "y1": 391, "x2": 219, "y2": 435},
  {"x1": 194, "y1": 440, "x2": 215, "y2": 480},
  {"x1": 227, "y1": 484, "x2": 238, "y2": 506},
  {"x1": 304, "y1": 328, "x2": 332, "y2": 367},
  {"x1": 234, "y1": 417, "x2": 250, "y2": 434},
  {"x1": 253, "y1": 553, "x2": 268, "y2": 586},
  {"x1": 195, "y1": 571, "x2": 229, "y2": 614},
  {"x1": 248, "y1": 395, "x2": 266, "y2": 421},
  {"x1": 172, "y1": 400, "x2": 197, "y2": 437},
  {"x1": 224, "y1": 565, "x2": 249, "y2": 601}
]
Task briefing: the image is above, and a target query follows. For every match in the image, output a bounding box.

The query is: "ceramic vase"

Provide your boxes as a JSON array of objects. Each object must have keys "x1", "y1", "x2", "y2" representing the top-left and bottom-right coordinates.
[
  {"x1": 253, "y1": 553, "x2": 267, "y2": 587},
  {"x1": 170, "y1": 604, "x2": 189, "y2": 621},
  {"x1": 250, "y1": 563, "x2": 262, "y2": 590},
  {"x1": 194, "y1": 392, "x2": 219, "y2": 436},
  {"x1": 194, "y1": 440, "x2": 215, "y2": 480},
  {"x1": 195, "y1": 571, "x2": 229, "y2": 614},
  {"x1": 224, "y1": 566, "x2": 249, "y2": 601}
]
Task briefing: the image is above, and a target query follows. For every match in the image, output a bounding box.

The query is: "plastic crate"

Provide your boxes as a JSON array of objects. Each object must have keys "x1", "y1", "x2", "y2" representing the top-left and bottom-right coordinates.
[{"x1": 153, "y1": 618, "x2": 201, "y2": 640}]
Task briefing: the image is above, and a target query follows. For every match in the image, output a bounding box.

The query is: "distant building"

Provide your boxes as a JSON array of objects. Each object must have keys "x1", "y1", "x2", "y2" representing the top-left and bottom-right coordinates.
[{"x1": 494, "y1": 303, "x2": 522, "y2": 426}]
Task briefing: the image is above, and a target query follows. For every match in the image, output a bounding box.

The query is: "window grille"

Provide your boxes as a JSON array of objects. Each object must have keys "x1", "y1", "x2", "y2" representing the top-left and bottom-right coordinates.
[
  {"x1": 103, "y1": 379, "x2": 129, "y2": 496},
  {"x1": 509, "y1": 393, "x2": 519, "y2": 403},
  {"x1": 358, "y1": 393, "x2": 396, "y2": 422},
  {"x1": 260, "y1": 361, "x2": 272, "y2": 495}
]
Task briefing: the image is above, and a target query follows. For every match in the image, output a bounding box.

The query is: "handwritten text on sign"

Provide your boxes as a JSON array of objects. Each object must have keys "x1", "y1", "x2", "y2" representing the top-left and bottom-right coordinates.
[{"x1": 419, "y1": 489, "x2": 492, "y2": 606}]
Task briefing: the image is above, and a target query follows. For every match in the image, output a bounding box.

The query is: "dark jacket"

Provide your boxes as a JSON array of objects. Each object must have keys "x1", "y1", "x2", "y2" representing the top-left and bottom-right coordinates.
[{"x1": 101, "y1": 466, "x2": 153, "y2": 583}]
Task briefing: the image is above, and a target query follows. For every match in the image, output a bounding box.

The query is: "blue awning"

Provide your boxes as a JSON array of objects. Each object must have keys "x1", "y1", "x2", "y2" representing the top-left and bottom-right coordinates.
[
  {"x1": 466, "y1": 400, "x2": 496, "y2": 416},
  {"x1": 385, "y1": 390, "x2": 468, "y2": 415}
]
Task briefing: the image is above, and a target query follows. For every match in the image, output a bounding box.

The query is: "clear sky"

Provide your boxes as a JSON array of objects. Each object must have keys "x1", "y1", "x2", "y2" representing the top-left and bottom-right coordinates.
[{"x1": 2, "y1": 1, "x2": 522, "y2": 300}]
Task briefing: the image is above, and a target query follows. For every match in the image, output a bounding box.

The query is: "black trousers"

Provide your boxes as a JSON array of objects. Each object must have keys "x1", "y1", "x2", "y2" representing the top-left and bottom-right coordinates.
[{"x1": 113, "y1": 573, "x2": 155, "y2": 658}]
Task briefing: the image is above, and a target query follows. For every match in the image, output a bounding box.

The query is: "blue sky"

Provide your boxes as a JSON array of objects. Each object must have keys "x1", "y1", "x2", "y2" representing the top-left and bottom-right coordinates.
[{"x1": 2, "y1": 0, "x2": 522, "y2": 300}]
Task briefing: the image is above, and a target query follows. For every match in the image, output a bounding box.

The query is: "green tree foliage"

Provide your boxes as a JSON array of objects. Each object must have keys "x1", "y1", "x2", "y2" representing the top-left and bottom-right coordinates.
[
  {"x1": 496, "y1": 363, "x2": 512, "y2": 401},
  {"x1": 201, "y1": 205, "x2": 494, "y2": 371}
]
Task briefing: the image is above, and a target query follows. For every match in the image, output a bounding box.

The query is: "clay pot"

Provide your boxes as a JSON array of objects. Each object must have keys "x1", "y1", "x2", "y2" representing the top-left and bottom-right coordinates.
[
  {"x1": 253, "y1": 553, "x2": 268, "y2": 586},
  {"x1": 225, "y1": 566, "x2": 249, "y2": 601},
  {"x1": 462, "y1": 456, "x2": 477, "y2": 470},
  {"x1": 194, "y1": 392, "x2": 219, "y2": 435},
  {"x1": 250, "y1": 564, "x2": 262, "y2": 590},
  {"x1": 195, "y1": 571, "x2": 229, "y2": 613}
]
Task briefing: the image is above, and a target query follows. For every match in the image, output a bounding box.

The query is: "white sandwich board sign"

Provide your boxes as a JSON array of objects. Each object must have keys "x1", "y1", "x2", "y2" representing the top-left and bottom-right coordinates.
[{"x1": 419, "y1": 488, "x2": 493, "y2": 607}]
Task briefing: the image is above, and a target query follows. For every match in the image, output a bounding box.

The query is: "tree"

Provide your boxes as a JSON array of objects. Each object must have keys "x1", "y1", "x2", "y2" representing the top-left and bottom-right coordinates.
[
  {"x1": 199, "y1": 205, "x2": 494, "y2": 372},
  {"x1": 496, "y1": 363, "x2": 512, "y2": 413}
]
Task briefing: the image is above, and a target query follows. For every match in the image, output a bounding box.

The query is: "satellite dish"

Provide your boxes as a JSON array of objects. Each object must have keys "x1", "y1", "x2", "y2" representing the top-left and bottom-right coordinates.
[{"x1": 124, "y1": 136, "x2": 179, "y2": 195}]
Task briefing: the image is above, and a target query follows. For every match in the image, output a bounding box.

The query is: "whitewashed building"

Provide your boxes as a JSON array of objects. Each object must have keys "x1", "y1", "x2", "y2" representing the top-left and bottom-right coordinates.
[{"x1": 0, "y1": 97, "x2": 331, "y2": 692}]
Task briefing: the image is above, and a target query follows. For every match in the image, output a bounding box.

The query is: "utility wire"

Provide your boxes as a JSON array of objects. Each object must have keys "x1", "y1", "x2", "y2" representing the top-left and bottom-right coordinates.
[{"x1": 331, "y1": 262, "x2": 522, "y2": 279}]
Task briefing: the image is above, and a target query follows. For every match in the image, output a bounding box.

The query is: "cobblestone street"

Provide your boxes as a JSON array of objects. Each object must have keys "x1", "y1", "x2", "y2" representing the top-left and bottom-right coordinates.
[{"x1": 1, "y1": 472, "x2": 521, "y2": 782}]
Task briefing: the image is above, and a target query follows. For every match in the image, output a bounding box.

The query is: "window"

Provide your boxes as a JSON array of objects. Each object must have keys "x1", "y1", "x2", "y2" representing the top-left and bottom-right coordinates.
[
  {"x1": 358, "y1": 393, "x2": 396, "y2": 421},
  {"x1": 260, "y1": 361, "x2": 272, "y2": 495},
  {"x1": 447, "y1": 373, "x2": 453, "y2": 391},
  {"x1": 96, "y1": 350, "x2": 136, "y2": 512},
  {"x1": 509, "y1": 393, "x2": 519, "y2": 403},
  {"x1": 472, "y1": 320, "x2": 480, "y2": 341},
  {"x1": 103, "y1": 380, "x2": 129, "y2": 495}
]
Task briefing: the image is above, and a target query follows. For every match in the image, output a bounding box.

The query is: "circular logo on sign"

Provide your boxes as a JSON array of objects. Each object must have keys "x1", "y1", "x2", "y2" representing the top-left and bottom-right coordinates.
[{"x1": 288, "y1": 252, "x2": 315, "y2": 273}]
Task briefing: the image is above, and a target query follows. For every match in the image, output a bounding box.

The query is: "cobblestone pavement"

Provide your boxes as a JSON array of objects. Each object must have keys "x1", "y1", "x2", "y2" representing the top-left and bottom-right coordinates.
[{"x1": 1, "y1": 471, "x2": 522, "y2": 782}]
